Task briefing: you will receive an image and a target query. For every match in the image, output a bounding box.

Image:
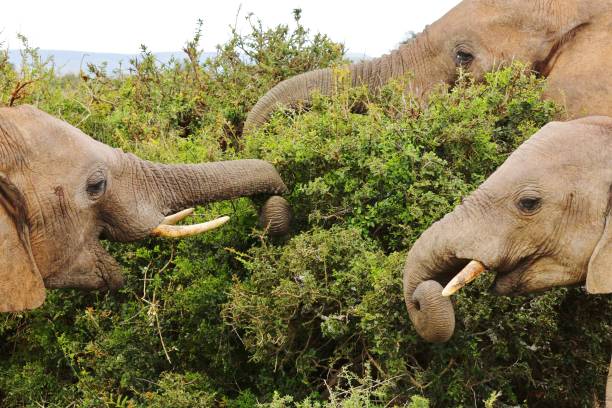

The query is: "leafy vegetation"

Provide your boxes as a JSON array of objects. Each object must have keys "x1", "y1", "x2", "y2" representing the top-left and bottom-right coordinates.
[{"x1": 0, "y1": 10, "x2": 610, "y2": 407}]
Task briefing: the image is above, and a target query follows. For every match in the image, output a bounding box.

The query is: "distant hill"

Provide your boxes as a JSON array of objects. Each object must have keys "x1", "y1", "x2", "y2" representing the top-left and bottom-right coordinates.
[
  {"x1": 345, "y1": 52, "x2": 370, "y2": 62},
  {"x1": 6, "y1": 50, "x2": 216, "y2": 75},
  {"x1": 6, "y1": 49, "x2": 370, "y2": 75}
]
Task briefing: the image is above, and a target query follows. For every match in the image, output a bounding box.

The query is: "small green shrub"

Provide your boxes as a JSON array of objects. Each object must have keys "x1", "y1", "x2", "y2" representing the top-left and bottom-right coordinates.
[{"x1": 244, "y1": 67, "x2": 557, "y2": 251}]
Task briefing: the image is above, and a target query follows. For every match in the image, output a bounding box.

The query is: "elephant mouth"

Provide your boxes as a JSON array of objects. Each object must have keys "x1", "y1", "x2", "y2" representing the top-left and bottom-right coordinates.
[
  {"x1": 46, "y1": 208, "x2": 232, "y2": 292},
  {"x1": 490, "y1": 257, "x2": 535, "y2": 296}
]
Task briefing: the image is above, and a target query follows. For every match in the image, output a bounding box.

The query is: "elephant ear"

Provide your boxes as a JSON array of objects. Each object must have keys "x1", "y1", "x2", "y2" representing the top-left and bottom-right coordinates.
[
  {"x1": 586, "y1": 187, "x2": 612, "y2": 294},
  {"x1": 0, "y1": 172, "x2": 45, "y2": 312}
]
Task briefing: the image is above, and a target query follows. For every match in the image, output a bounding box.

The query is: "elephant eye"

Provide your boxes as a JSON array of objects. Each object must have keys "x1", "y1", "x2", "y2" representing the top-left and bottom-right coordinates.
[
  {"x1": 517, "y1": 197, "x2": 541, "y2": 214},
  {"x1": 86, "y1": 174, "x2": 107, "y2": 199},
  {"x1": 455, "y1": 50, "x2": 474, "y2": 66}
]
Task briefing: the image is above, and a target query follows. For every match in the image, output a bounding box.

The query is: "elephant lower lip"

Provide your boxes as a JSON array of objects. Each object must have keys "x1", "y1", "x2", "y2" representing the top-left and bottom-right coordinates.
[
  {"x1": 99, "y1": 269, "x2": 124, "y2": 290},
  {"x1": 490, "y1": 257, "x2": 533, "y2": 295},
  {"x1": 490, "y1": 280, "x2": 520, "y2": 295}
]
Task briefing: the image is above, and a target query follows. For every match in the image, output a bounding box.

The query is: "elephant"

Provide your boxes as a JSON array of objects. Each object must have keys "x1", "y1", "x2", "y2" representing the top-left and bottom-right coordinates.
[
  {"x1": 244, "y1": 0, "x2": 612, "y2": 130},
  {"x1": 401, "y1": 116, "x2": 612, "y2": 404},
  {"x1": 0, "y1": 105, "x2": 291, "y2": 313}
]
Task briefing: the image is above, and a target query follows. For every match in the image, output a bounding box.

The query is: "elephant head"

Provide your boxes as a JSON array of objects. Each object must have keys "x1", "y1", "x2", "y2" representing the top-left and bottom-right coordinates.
[
  {"x1": 402, "y1": 116, "x2": 612, "y2": 343},
  {"x1": 0, "y1": 105, "x2": 291, "y2": 312},
  {"x1": 245, "y1": 0, "x2": 612, "y2": 130}
]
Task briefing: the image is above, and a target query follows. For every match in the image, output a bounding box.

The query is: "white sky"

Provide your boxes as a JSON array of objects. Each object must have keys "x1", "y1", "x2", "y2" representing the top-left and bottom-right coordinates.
[{"x1": 0, "y1": 1, "x2": 461, "y2": 57}]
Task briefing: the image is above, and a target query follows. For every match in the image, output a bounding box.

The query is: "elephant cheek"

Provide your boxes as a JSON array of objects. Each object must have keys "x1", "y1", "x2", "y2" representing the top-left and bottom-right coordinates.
[
  {"x1": 494, "y1": 257, "x2": 587, "y2": 296},
  {"x1": 91, "y1": 244, "x2": 124, "y2": 290},
  {"x1": 44, "y1": 243, "x2": 124, "y2": 290}
]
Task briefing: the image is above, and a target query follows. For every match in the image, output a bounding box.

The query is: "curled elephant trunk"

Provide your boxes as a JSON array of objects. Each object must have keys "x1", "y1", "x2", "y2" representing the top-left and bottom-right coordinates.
[
  {"x1": 402, "y1": 213, "x2": 472, "y2": 343},
  {"x1": 244, "y1": 38, "x2": 431, "y2": 131}
]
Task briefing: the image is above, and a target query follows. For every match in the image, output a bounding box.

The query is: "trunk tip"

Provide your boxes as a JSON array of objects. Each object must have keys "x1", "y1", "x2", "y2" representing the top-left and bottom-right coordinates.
[
  {"x1": 259, "y1": 195, "x2": 292, "y2": 237},
  {"x1": 408, "y1": 280, "x2": 455, "y2": 343}
]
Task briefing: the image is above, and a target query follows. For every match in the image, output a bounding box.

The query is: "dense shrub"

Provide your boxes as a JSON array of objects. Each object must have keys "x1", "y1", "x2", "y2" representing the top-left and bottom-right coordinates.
[{"x1": 0, "y1": 10, "x2": 610, "y2": 407}]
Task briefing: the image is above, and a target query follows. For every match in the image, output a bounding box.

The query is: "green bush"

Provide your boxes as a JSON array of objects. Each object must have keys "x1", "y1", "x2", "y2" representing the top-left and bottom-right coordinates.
[{"x1": 0, "y1": 10, "x2": 610, "y2": 407}]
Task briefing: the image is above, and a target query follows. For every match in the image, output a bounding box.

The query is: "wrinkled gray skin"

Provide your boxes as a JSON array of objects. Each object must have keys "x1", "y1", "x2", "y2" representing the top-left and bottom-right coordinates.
[
  {"x1": 245, "y1": 0, "x2": 612, "y2": 130},
  {"x1": 0, "y1": 105, "x2": 290, "y2": 312},
  {"x1": 402, "y1": 116, "x2": 612, "y2": 404}
]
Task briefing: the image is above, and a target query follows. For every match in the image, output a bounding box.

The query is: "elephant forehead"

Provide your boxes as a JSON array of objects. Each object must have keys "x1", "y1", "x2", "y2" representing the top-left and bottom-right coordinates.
[
  {"x1": 2, "y1": 106, "x2": 115, "y2": 173},
  {"x1": 0, "y1": 107, "x2": 121, "y2": 217},
  {"x1": 509, "y1": 121, "x2": 611, "y2": 168},
  {"x1": 478, "y1": 122, "x2": 612, "y2": 196},
  {"x1": 30, "y1": 118, "x2": 110, "y2": 161}
]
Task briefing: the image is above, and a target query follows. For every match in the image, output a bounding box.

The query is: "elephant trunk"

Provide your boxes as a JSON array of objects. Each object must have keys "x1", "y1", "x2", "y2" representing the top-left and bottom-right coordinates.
[
  {"x1": 109, "y1": 155, "x2": 289, "y2": 241},
  {"x1": 140, "y1": 158, "x2": 288, "y2": 213},
  {"x1": 402, "y1": 211, "x2": 471, "y2": 343},
  {"x1": 244, "y1": 37, "x2": 431, "y2": 131}
]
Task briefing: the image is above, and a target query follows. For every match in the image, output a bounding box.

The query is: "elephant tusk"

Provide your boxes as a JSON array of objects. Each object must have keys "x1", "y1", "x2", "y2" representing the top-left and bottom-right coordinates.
[
  {"x1": 151, "y1": 216, "x2": 230, "y2": 238},
  {"x1": 442, "y1": 260, "x2": 486, "y2": 297},
  {"x1": 161, "y1": 208, "x2": 195, "y2": 225}
]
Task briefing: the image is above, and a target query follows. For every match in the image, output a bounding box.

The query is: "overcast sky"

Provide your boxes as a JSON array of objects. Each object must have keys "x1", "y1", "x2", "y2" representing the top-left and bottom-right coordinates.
[{"x1": 1, "y1": 1, "x2": 461, "y2": 57}]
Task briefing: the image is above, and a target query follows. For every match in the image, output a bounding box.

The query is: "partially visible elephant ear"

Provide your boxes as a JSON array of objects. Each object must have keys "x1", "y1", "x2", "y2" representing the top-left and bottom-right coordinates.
[
  {"x1": 586, "y1": 187, "x2": 612, "y2": 294},
  {"x1": 0, "y1": 172, "x2": 45, "y2": 312}
]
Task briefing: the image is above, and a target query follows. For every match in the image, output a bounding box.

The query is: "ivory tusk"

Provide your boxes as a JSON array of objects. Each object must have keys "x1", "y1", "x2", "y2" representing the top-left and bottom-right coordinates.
[
  {"x1": 161, "y1": 208, "x2": 195, "y2": 225},
  {"x1": 151, "y1": 216, "x2": 230, "y2": 238},
  {"x1": 442, "y1": 260, "x2": 486, "y2": 297}
]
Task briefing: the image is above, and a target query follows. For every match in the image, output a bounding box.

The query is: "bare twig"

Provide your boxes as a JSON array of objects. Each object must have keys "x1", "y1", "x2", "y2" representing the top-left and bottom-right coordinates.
[
  {"x1": 139, "y1": 247, "x2": 176, "y2": 365},
  {"x1": 155, "y1": 307, "x2": 172, "y2": 364},
  {"x1": 9, "y1": 79, "x2": 37, "y2": 106}
]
